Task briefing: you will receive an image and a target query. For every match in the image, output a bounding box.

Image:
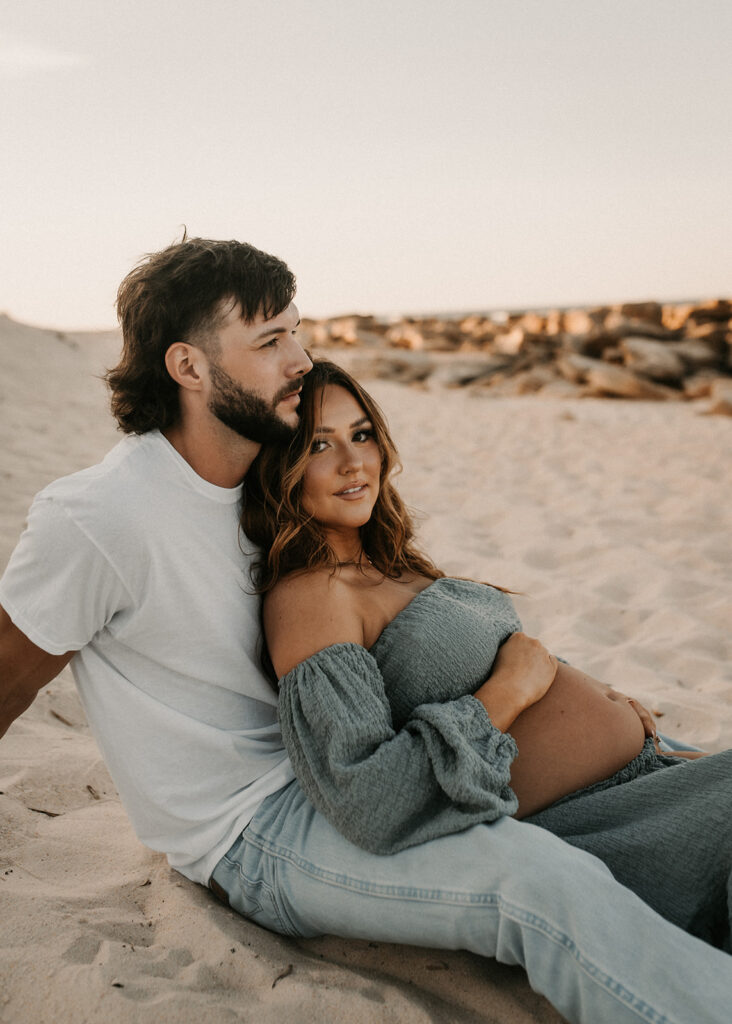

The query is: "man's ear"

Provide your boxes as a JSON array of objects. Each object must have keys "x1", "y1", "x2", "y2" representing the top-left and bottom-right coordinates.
[{"x1": 164, "y1": 343, "x2": 207, "y2": 392}]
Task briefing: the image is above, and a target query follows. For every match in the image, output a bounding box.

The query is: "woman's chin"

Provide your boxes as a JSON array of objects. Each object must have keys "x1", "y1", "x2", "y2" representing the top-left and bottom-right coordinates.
[
  {"x1": 323, "y1": 500, "x2": 377, "y2": 529},
  {"x1": 320, "y1": 509, "x2": 375, "y2": 535}
]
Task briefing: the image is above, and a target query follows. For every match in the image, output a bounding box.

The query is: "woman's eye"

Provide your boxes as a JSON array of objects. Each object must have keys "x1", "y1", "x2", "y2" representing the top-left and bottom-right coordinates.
[
  {"x1": 310, "y1": 439, "x2": 328, "y2": 454},
  {"x1": 353, "y1": 429, "x2": 374, "y2": 443}
]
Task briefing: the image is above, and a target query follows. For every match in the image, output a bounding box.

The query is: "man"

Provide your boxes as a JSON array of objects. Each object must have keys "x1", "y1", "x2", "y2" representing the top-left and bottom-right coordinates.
[{"x1": 0, "y1": 237, "x2": 729, "y2": 1024}]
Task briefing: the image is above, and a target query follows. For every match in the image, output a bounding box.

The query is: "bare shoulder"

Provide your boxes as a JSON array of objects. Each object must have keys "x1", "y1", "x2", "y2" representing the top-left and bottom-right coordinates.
[{"x1": 263, "y1": 570, "x2": 365, "y2": 678}]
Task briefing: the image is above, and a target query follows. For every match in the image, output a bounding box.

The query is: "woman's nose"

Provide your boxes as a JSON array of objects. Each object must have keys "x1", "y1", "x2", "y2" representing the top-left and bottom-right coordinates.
[{"x1": 339, "y1": 445, "x2": 363, "y2": 473}]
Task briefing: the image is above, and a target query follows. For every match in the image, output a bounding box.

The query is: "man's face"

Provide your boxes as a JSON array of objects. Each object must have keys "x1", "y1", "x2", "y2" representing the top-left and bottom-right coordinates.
[{"x1": 205, "y1": 301, "x2": 312, "y2": 445}]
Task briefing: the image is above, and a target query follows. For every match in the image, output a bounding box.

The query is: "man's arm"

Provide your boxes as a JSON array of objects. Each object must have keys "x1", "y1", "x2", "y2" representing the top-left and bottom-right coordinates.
[{"x1": 0, "y1": 604, "x2": 73, "y2": 740}]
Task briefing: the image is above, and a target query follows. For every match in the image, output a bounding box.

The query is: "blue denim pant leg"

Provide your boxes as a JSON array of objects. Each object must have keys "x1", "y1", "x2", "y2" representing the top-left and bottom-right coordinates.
[{"x1": 211, "y1": 780, "x2": 732, "y2": 1024}]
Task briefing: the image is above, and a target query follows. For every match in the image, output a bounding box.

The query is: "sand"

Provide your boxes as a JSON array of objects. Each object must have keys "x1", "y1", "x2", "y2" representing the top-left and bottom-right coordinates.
[{"x1": 1, "y1": 316, "x2": 731, "y2": 1023}]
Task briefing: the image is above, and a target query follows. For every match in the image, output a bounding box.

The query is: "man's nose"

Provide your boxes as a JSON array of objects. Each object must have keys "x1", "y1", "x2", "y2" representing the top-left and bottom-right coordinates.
[{"x1": 285, "y1": 336, "x2": 313, "y2": 377}]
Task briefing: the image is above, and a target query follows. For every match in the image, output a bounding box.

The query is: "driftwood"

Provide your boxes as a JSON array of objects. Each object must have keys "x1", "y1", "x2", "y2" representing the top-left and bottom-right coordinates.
[{"x1": 301, "y1": 299, "x2": 732, "y2": 409}]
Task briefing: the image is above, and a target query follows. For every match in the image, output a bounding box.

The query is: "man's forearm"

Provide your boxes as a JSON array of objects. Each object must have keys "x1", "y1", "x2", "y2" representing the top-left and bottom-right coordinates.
[
  {"x1": 0, "y1": 606, "x2": 74, "y2": 740},
  {"x1": 0, "y1": 682, "x2": 40, "y2": 740}
]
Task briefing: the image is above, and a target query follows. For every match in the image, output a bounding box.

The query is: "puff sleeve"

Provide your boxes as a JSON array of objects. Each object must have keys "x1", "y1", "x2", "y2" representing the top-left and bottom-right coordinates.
[{"x1": 278, "y1": 642, "x2": 518, "y2": 854}]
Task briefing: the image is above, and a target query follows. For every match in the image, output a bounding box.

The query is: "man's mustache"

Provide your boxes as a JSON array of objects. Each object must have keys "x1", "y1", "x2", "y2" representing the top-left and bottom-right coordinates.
[{"x1": 274, "y1": 382, "x2": 302, "y2": 403}]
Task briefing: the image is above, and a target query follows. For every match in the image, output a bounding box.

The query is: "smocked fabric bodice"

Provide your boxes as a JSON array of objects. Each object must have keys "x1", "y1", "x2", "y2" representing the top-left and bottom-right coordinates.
[{"x1": 370, "y1": 578, "x2": 521, "y2": 725}]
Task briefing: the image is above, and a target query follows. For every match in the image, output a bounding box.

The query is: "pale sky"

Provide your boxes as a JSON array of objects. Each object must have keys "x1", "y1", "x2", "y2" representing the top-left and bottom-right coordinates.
[{"x1": 2, "y1": 0, "x2": 730, "y2": 329}]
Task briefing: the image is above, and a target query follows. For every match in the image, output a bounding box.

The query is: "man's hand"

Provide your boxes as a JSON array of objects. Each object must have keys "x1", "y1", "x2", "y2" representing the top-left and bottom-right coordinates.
[{"x1": 0, "y1": 605, "x2": 73, "y2": 740}]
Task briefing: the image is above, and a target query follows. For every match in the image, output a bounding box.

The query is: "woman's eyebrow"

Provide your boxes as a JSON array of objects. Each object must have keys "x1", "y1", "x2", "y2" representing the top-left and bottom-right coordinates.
[{"x1": 314, "y1": 417, "x2": 371, "y2": 434}]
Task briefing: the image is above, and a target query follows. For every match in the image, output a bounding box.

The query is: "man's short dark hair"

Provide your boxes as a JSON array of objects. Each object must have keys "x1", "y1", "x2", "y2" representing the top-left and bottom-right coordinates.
[{"x1": 106, "y1": 235, "x2": 297, "y2": 434}]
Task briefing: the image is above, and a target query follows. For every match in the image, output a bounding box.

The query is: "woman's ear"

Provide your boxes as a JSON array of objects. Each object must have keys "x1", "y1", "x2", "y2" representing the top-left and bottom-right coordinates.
[{"x1": 165, "y1": 342, "x2": 206, "y2": 392}]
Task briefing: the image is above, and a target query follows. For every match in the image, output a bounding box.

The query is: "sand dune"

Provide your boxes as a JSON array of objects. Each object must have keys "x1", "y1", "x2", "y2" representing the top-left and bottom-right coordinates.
[{"x1": 2, "y1": 316, "x2": 730, "y2": 1022}]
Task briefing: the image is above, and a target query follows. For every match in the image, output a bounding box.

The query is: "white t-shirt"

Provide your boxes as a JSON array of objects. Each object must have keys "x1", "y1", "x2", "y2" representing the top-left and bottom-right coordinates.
[{"x1": 0, "y1": 430, "x2": 295, "y2": 884}]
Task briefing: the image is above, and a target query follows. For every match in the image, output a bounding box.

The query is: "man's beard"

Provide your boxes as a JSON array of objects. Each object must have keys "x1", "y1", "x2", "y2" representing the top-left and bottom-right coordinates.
[{"x1": 207, "y1": 360, "x2": 299, "y2": 446}]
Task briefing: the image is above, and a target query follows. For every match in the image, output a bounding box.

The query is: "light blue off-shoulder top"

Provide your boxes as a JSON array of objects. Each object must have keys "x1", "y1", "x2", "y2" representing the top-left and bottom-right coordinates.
[{"x1": 277, "y1": 578, "x2": 522, "y2": 854}]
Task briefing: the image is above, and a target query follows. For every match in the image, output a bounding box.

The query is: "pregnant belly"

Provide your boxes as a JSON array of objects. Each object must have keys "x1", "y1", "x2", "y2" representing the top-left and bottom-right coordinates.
[{"x1": 508, "y1": 662, "x2": 646, "y2": 818}]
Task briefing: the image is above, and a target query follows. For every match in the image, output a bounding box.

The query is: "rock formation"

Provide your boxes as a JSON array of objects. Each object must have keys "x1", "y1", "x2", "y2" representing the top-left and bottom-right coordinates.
[{"x1": 300, "y1": 299, "x2": 732, "y2": 408}]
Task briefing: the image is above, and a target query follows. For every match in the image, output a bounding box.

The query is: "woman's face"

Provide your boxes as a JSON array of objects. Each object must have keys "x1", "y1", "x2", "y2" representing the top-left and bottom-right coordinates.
[{"x1": 301, "y1": 385, "x2": 382, "y2": 537}]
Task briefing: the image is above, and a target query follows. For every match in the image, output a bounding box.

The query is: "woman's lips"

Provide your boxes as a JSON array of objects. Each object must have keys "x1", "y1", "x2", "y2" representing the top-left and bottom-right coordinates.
[{"x1": 334, "y1": 483, "x2": 368, "y2": 499}]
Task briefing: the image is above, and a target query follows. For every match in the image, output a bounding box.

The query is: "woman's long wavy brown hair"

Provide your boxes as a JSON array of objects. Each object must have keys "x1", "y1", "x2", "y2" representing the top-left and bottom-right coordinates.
[{"x1": 242, "y1": 360, "x2": 445, "y2": 592}]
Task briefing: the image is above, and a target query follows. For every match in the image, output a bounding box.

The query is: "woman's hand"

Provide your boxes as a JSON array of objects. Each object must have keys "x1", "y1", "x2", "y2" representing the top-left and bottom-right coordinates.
[
  {"x1": 604, "y1": 688, "x2": 657, "y2": 739},
  {"x1": 474, "y1": 632, "x2": 558, "y2": 733},
  {"x1": 604, "y1": 689, "x2": 710, "y2": 757}
]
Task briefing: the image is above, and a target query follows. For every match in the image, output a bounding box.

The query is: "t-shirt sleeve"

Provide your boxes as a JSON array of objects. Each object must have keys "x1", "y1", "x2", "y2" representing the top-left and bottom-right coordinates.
[
  {"x1": 0, "y1": 495, "x2": 132, "y2": 655},
  {"x1": 278, "y1": 642, "x2": 518, "y2": 855}
]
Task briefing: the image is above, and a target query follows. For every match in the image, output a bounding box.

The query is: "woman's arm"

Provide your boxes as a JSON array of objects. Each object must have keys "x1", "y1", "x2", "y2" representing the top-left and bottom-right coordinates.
[
  {"x1": 264, "y1": 570, "x2": 366, "y2": 676},
  {"x1": 474, "y1": 632, "x2": 558, "y2": 731},
  {"x1": 265, "y1": 576, "x2": 557, "y2": 854},
  {"x1": 277, "y1": 641, "x2": 519, "y2": 854}
]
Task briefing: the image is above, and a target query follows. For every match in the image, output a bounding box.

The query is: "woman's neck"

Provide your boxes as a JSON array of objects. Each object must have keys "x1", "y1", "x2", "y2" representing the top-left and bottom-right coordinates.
[
  {"x1": 325, "y1": 528, "x2": 365, "y2": 566},
  {"x1": 335, "y1": 551, "x2": 372, "y2": 569}
]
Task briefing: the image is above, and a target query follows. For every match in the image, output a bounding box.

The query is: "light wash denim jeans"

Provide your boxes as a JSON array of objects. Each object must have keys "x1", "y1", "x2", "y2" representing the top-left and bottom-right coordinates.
[{"x1": 211, "y1": 770, "x2": 732, "y2": 1024}]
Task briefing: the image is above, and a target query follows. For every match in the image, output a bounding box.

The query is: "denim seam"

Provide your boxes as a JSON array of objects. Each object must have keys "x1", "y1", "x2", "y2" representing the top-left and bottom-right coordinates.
[
  {"x1": 244, "y1": 826, "x2": 672, "y2": 1024},
  {"x1": 500, "y1": 903, "x2": 671, "y2": 1024},
  {"x1": 244, "y1": 826, "x2": 500, "y2": 903},
  {"x1": 220, "y1": 851, "x2": 293, "y2": 937}
]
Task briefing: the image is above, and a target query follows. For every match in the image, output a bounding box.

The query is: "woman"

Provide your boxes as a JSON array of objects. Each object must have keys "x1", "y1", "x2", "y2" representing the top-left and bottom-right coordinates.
[{"x1": 243, "y1": 359, "x2": 731, "y2": 950}]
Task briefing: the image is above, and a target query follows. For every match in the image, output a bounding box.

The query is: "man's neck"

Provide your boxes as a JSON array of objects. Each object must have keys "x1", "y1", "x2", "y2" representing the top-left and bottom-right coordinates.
[{"x1": 162, "y1": 421, "x2": 260, "y2": 488}]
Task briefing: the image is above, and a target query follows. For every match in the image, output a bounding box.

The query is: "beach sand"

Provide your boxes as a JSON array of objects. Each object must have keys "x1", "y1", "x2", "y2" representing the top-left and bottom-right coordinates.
[{"x1": 1, "y1": 318, "x2": 731, "y2": 1023}]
